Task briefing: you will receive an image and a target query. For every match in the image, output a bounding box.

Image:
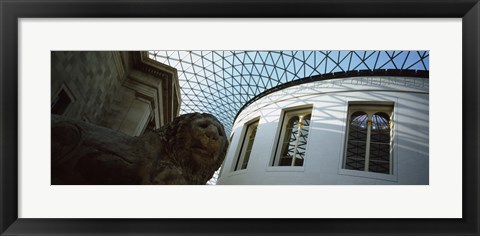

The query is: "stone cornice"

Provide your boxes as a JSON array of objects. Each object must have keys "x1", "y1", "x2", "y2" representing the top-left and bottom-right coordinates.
[{"x1": 132, "y1": 51, "x2": 178, "y2": 82}]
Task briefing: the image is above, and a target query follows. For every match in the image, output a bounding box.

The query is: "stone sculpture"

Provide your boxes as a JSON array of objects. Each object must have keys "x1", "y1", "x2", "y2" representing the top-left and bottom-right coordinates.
[{"x1": 51, "y1": 113, "x2": 228, "y2": 185}]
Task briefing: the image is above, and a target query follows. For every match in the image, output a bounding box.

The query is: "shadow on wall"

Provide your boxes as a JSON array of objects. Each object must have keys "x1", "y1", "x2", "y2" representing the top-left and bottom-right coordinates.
[{"x1": 220, "y1": 78, "x2": 429, "y2": 185}]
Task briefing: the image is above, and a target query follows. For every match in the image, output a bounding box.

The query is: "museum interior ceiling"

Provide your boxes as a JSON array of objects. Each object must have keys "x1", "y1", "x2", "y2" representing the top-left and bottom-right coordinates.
[{"x1": 149, "y1": 50, "x2": 429, "y2": 135}]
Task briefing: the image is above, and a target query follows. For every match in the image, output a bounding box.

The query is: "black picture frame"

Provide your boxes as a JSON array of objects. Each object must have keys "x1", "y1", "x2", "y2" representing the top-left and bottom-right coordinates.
[{"x1": 1, "y1": 0, "x2": 479, "y2": 235}]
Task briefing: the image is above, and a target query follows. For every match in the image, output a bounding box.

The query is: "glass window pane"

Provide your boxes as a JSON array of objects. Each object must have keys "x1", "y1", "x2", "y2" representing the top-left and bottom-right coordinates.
[
  {"x1": 371, "y1": 112, "x2": 391, "y2": 144},
  {"x1": 274, "y1": 108, "x2": 312, "y2": 167},
  {"x1": 279, "y1": 116, "x2": 299, "y2": 166},
  {"x1": 369, "y1": 112, "x2": 391, "y2": 174},
  {"x1": 241, "y1": 123, "x2": 258, "y2": 169},
  {"x1": 295, "y1": 114, "x2": 311, "y2": 166},
  {"x1": 235, "y1": 121, "x2": 258, "y2": 171},
  {"x1": 51, "y1": 90, "x2": 72, "y2": 115},
  {"x1": 345, "y1": 111, "x2": 367, "y2": 171}
]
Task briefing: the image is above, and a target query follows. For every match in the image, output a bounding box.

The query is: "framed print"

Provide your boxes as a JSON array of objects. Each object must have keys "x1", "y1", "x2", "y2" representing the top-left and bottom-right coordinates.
[{"x1": 1, "y1": 0, "x2": 479, "y2": 235}]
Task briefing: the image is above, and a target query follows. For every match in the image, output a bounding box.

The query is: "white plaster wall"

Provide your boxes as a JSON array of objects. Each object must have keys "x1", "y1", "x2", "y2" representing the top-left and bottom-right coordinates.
[{"x1": 217, "y1": 76, "x2": 429, "y2": 185}]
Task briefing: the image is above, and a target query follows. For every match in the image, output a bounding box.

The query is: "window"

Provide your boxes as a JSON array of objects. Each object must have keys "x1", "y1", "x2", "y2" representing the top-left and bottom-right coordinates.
[
  {"x1": 51, "y1": 88, "x2": 73, "y2": 115},
  {"x1": 343, "y1": 103, "x2": 393, "y2": 174},
  {"x1": 234, "y1": 120, "x2": 259, "y2": 171},
  {"x1": 272, "y1": 107, "x2": 312, "y2": 166}
]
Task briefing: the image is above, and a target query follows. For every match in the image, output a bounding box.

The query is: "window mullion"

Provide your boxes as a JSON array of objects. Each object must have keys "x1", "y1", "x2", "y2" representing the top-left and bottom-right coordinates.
[
  {"x1": 389, "y1": 119, "x2": 393, "y2": 175},
  {"x1": 364, "y1": 117, "x2": 372, "y2": 171}
]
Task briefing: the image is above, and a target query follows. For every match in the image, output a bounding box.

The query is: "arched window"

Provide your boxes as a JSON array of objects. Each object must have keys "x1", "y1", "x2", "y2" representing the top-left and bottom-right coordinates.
[
  {"x1": 273, "y1": 107, "x2": 312, "y2": 166},
  {"x1": 279, "y1": 116, "x2": 300, "y2": 164},
  {"x1": 345, "y1": 111, "x2": 368, "y2": 171},
  {"x1": 344, "y1": 104, "x2": 393, "y2": 174}
]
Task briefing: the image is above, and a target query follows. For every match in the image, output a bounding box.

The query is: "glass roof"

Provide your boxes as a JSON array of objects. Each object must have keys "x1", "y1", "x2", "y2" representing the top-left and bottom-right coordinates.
[
  {"x1": 149, "y1": 50, "x2": 429, "y2": 136},
  {"x1": 149, "y1": 50, "x2": 429, "y2": 184}
]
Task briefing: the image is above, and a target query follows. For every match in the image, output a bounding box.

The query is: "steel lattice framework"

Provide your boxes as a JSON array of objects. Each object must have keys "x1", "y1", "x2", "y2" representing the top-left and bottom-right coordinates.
[
  {"x1": 149, "y1": 50, "x2": 429, "y2": 185},
  {"x1": 149, "y1": 50, "x2": 429, "y2": 136}
]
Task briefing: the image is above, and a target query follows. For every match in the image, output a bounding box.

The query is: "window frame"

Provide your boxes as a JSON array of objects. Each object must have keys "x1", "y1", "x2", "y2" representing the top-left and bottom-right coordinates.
[
  {"x1": 342, "y1": 102, "x2": 394, "y2": 175},
  {"x1": 232, "y1": 118, "x2": 259, "y2": 172},
  {"x1": 271, "y1": 106, "x2": 313, "y2": 167},
  {"x1": 51, "y1": 84, "x2": 75, "y2": 116}
]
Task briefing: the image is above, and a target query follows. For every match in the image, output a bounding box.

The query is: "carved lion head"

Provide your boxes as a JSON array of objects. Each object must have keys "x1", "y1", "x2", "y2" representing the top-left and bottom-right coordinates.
[{"x1": 160, "y1": 113, "x2": 229, "y2": 183}]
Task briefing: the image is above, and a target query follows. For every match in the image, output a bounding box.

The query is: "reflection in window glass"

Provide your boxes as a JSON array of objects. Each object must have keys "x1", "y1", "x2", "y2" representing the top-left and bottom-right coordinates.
[
  {"x1": 345, "y1": 111, "x2": 368, "y2": 171},
  {"x1": 234, "y1": 120, "x2": 258, "y2": 171},
  {"x1": 344, "y1": 105, "x2": 393, "y2": 175},
  {"x1": 275, "y1": 108, "x2": 312, "y2": 167},
  {"x1": 369, "y1": 112, "x2": 391, "y2": 174}
]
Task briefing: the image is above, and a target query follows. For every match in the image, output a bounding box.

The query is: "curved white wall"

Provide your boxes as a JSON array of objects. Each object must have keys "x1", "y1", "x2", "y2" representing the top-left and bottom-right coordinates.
[{"x1": 217, "y1": 76, "x2": 429, "y2": 185}]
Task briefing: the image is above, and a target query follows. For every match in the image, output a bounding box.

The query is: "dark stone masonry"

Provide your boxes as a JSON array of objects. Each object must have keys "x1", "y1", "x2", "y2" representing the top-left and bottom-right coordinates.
[{"x1": 52, "y1": 113, "x2": 228, "y2": 185}]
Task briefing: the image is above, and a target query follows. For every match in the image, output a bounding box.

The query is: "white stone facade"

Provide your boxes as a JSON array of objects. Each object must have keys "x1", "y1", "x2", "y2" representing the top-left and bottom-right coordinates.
[{"x1": 217, "y1": 76, "x2": 429, "y2": 185}]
